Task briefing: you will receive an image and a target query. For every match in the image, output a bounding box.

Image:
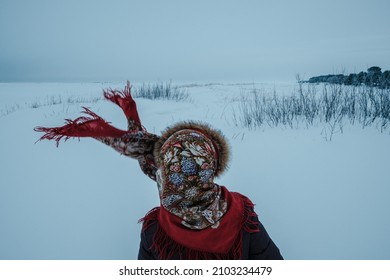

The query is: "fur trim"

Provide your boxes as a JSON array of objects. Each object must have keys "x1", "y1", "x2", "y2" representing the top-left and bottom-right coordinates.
[{"x1": 154, "y1": 121, "x2": 230, "y2": 177}]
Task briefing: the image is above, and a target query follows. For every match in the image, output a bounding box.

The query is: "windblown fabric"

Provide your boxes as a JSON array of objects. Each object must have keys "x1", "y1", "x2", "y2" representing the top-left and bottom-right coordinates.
[{"x1": 34, "y1": 82, "x2": 160, "y2": 180}]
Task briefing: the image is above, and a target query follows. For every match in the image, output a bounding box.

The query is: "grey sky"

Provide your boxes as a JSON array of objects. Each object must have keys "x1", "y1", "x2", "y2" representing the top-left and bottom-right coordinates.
[{"x1": 1, "y1": 0, "x2": 390, "y2": 82}]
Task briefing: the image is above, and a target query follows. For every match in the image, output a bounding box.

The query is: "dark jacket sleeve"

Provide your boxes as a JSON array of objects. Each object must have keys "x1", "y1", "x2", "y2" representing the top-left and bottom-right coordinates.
[
  {"x1": 248, "y1": 215, "x2": 283, "y2": 260},
  {"x1": 137, "y1": 223, "x2": 157, "y2": 260}
]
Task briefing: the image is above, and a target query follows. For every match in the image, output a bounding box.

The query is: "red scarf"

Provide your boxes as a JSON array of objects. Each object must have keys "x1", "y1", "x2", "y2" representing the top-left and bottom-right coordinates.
[
  {"x1": 34, "y1": 81, "x2": 143, "y2": 145},
  {"x1": 140, "y1": 187, "x2": 260, "y2": 259},
  {"x1": 34, "y1": 82, "x2": 160, "y2": 180}
]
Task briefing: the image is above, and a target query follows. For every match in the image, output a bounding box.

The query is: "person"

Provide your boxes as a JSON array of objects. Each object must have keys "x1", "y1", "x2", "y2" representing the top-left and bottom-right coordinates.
[
  {"x1": 34, "y1": 82, "x2": 283, "y2": 260},
  {"x1": 138, "y1": 121, "x2": 283, "y2": 259}
]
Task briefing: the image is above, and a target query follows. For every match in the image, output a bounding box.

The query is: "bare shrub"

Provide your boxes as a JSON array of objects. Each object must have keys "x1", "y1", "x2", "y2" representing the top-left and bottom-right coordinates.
[
  {"x1": 234, "y1": 83, "x2": 390, "y2": 139},
  {"x1": 133, "y1": 82, "x2": 189, "y2": 101}
]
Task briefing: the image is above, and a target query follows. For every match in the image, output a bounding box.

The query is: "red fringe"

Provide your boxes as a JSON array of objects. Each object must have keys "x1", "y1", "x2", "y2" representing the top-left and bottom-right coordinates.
[
  {"x1": 238, "y1": 193, "x2": 261, "y2": 234},
  {"x1": 103, "y1": 81, "x2": 143, "y2": 131},
  {"x1": 138, "y1": 207, "x2": 160, "y2": 231},
  {"x1": 34, "y1": 107, "x2": 127, "y2": 146},
  {"x1": 151, "y1": 223, "x2": 243, "y2": 260},
  {"x1": 139, "y1": 196, "x2": 260, "y2": 260},
  {"x1": 34, "y1": 82, "x2": 145, "y2": 146}
]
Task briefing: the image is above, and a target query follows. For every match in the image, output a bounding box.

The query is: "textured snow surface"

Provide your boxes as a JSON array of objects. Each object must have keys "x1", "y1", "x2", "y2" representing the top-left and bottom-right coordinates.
[{"x1": 1, "y1": 82, "x2": 389, "y2": 259}]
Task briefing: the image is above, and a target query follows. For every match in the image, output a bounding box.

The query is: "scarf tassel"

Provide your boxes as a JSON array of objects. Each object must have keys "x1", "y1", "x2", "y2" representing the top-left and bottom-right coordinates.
[
  {"x1": 239, "y1": 193, "x2": 261, "y2": 234},
  {"x1": 103, "y1": 81, "x2": 143, "y2": 131},
  {"x1": 152, "y1": 224, "x2": 243, "y2": 260},
  {"x1": 34, "y1": 81, "x2": 143, "y2": 146},
  {"x1": 34, "y1": 107, "x2": 127, "y2": 146}
]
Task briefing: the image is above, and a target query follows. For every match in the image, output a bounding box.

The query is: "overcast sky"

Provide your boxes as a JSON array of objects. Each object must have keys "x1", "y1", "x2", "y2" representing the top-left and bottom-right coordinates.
[{"x1": 1, "y1": 0, "x2": 390, "y2": 82}]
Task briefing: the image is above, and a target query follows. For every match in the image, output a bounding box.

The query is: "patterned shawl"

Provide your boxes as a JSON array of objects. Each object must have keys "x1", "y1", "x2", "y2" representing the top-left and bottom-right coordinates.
[{"x1": 156, "y1": 129, "x2": 227, "y2": 229}]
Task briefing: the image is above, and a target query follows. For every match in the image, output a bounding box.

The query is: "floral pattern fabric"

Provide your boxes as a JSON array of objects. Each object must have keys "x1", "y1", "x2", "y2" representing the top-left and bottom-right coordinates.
[
  {"x1": 157, "y1": 129, "x2": 227, "y2": 230},
  {"x1": 97, "y1": 131, "x2": 159, "y2": 181}
]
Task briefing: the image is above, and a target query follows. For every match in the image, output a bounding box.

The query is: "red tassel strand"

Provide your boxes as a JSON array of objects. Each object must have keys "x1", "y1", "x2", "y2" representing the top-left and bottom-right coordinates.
[
  {"x1": 34, "y1": 82, "x2": 144, "y2": 146},
  {"x1": 34, "y1": 107, "x2": 127, "y2": 146},
  {"x1": 103, "y1": 81, "x2": 143, "y2": 131}
]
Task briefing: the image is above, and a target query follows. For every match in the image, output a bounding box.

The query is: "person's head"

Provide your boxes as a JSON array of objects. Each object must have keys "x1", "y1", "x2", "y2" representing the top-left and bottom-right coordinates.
[{"x1": 153, "y1": 121, "x2": 230, "y2": 229}]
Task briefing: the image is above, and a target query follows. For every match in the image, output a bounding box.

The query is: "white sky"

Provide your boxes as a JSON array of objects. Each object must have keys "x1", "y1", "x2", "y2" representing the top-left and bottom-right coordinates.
[{"x1": 1, "y1": 0, "x2": 390, "y2": 82}]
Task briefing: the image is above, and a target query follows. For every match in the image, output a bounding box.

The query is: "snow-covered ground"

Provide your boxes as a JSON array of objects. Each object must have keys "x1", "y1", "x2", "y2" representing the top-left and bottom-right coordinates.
[{"x1": 1, "y1": 82, "x2": 389, "y2": 260}]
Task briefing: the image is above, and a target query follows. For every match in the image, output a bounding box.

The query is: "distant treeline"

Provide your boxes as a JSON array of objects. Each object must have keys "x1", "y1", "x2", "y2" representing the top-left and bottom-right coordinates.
[{"x1": 306, "y1": 66, "x2": 390, "y2": 89}]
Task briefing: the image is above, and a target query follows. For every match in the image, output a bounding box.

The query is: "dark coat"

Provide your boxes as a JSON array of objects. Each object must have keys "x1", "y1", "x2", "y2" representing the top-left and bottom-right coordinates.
[{"x1": 138, "y1": 213, "x2": 283, "y2": 260}]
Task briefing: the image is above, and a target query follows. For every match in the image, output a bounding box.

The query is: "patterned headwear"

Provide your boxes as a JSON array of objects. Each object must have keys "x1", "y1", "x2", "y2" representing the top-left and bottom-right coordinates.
[{"x1": 154, "y1": 124, "x2": 230, "y2": 230}]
